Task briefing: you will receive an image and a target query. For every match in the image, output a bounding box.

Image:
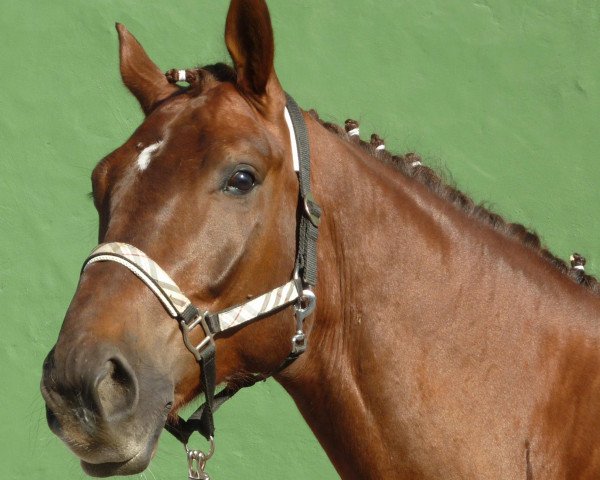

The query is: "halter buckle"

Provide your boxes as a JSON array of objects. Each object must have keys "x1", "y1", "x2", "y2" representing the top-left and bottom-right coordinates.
[
  {"x1": 180, "y1": 312, "x2": 215, "y2": 362},
  {"x1": 303, "y1": 192, "x2": 322, "y2": 227}
]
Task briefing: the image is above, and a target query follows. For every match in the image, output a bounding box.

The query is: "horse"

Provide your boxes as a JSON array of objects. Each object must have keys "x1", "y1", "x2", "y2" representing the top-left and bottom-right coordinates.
[{"x1": 41, "y1": 0, "x2": 600, "y2": 478}]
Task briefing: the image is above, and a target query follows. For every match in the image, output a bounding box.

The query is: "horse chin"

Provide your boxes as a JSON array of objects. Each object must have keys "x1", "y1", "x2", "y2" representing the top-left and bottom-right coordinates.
[
  {"x1": 80, "y1": 439, "x2": 159, "y2": 477},
  {"x1": 81, "y1": 444, "x2": 157, "y2": 477},
  {"x1": 51, "y1": 399, "x2": 170, "y2": 477}
]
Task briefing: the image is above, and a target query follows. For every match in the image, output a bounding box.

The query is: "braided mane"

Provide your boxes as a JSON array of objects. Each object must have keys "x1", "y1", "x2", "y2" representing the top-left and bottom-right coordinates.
[
  {"x1": 171, "y1": 63, "x2": 600, "y2": 296},
  {"x1": 310, "y1": 112, "x2": 600, "y2": 296}
]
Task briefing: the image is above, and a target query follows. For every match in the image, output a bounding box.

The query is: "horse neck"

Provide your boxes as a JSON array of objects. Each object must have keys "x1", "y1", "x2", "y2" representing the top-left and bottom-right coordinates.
[{"x1": 276, "y1": 117, "x2": 600, "y2": 478}]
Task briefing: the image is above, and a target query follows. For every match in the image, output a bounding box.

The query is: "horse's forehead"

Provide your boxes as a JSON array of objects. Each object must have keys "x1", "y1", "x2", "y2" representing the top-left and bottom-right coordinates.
[
  {"x1": 99, "y1": 89, "x2": 261, "y2": 177},
  {"x1": 175, "y1": 91, "x2": 260, "y2": 139},
  {"x1": 138, "y1": 88, "x2": 262, "y2": 152}
]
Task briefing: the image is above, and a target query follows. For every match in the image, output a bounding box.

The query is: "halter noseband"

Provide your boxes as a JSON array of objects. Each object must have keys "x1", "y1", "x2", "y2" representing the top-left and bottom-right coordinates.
[{"x1": 80, "y1": 94, "x2": 320, "y2": 479}]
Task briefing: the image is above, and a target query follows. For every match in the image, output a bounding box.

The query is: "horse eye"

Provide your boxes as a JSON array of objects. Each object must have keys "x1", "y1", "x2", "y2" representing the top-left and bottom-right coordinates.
[{"x1": 226, "y1": 170, "x2": 255, "y2": 194}]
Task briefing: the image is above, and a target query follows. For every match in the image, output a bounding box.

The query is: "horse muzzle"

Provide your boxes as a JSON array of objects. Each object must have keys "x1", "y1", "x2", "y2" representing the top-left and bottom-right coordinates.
[{"x1": 40, "y1": 342, "x2": 172, "y2": 476}]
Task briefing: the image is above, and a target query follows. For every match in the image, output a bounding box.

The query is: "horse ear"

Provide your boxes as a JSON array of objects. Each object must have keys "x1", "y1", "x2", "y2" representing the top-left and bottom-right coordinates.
[
  {"x1": 224, "y1": 0, "x2": 284, "y2": 115},
  {"x1": 116, "y1": 23, "x2": 178, "y2": 115}
]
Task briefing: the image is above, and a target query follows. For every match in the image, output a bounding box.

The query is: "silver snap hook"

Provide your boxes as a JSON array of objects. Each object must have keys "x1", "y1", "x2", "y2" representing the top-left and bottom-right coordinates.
[
  {"x1": 291, "y1": 289, "x2": 316, "y2": 354},
  {"x1": 185, "y1": 436, "x2": 215, "y2": 480},
  {"x1": 295, "y1": 289, "x2": 316, "y2": 323}
]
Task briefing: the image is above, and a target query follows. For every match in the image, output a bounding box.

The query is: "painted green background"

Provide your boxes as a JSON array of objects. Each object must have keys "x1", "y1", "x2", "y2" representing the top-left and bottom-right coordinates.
[{"x1": 1, "y1": 1, "x2": 599, "y2": 479}]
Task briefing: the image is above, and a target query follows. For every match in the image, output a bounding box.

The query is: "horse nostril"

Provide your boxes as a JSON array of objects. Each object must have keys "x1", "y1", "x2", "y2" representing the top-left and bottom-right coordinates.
[{"x1": 95, "y1": 356, "x2": 139, "y2": 422}]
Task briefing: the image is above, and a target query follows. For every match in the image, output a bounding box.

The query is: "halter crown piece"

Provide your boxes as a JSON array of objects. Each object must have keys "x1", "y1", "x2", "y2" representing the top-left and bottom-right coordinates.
[{"x1": 81, "y1": 93, "x2": 321, "y2": 480}]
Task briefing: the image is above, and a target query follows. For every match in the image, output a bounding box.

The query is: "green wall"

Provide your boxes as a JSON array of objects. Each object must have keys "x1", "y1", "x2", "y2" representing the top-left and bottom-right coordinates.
[{"x1": 2, "y1": 1, "x2": 599, "y2": 478}]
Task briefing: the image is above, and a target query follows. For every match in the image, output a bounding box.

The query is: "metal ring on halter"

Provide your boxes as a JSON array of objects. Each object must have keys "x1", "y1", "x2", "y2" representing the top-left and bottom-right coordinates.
[
  {"x1": 185, "y1": 436, "x2": 215, "y2": 459},
  {"x1": 180, "y1": 312, "x2": 215, "y2": 362},
  {"x1": 185, "y1": 436, "x2": 215, "y2": 480},
  {"x1": 296, "y1": 289, "x2": 316, "y2": 322}
]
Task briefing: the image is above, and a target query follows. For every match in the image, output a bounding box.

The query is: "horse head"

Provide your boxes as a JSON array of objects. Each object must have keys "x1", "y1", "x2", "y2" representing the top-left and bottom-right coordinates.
[{"x1": 41, "y1": 1, "x2": 308, "y2": 476}]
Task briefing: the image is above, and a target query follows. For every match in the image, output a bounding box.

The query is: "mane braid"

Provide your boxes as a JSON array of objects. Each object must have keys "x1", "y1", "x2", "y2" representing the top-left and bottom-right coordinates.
[{"x1": 308, "y1": 110, "x2": 600, "y2": 296}]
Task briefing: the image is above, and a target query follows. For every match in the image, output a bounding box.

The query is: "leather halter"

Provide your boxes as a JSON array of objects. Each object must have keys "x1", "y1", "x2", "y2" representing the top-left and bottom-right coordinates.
[{"x1": 80, "y1": 94, "x2": 320, "y2": 478}]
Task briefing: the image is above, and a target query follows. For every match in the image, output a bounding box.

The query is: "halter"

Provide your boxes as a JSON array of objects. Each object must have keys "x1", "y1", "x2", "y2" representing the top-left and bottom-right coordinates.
[{"x1": 80, "y1": 94, "x2": 320, "y2": 479}]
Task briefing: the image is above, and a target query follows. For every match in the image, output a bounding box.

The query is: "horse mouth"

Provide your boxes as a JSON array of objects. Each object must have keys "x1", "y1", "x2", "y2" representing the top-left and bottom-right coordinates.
[{"x1": 80, "y1": 442, "x2": 158, "y2": 477}]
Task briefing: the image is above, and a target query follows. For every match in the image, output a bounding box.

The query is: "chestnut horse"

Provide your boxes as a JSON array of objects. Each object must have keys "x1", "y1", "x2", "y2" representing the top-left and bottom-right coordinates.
[{"x1": 41, "y1": 0, "x2": 600, "y2": 478}]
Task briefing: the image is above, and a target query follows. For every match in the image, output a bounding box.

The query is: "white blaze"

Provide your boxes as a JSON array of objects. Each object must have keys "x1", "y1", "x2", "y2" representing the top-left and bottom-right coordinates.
[{"x1": 136, "y1": 141, "x2": 163, "y2": 171}]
